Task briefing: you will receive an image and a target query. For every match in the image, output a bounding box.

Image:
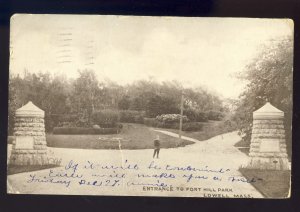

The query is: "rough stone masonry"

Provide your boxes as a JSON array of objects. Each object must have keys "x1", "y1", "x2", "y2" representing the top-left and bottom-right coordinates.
[
  {"x1": 247, "y1": 102, "x2": 290, "y2": 170},
  {"x1": 9, "y1": 101, "x2": 49, "y2": 166}
]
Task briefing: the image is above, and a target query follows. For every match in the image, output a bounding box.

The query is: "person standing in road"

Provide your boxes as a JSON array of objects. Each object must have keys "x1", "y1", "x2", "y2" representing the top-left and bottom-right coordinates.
[{"x1": 153, "y1": 135, "x2": 161, "y2": 159}]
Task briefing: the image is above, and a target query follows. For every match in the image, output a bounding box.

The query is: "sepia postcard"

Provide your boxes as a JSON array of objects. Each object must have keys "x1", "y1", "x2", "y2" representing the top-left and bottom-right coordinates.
[{"x1": 7, "y1": 14, "x2": 293, "y2": 198}]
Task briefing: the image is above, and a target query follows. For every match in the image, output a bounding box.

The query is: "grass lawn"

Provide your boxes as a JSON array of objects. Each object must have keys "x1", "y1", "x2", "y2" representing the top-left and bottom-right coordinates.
[
  {"x1": 7, "y1": 164, "x2": 60, "y2": 175},
  {"x1": 164, "y1": 120, "x2": 231, "y2": 141},
  {"x1": 239, "y1": 168, "x2": 291, "y2": 198},
  {"x1": 7, "y1": 121, "x2": 230, "y2": 150},
  {"x1": 234, "y1": 139, "x2": 250, "y2": 155},
  {"x1": 44, "y1": 123, "x2": 193, "y2": 150},
  {"x1": 234, "y1": 138, "x2": 249, "y2": 147},
  {"x1": 235, "y1": 147, "x2": 250, "y2": 155}
]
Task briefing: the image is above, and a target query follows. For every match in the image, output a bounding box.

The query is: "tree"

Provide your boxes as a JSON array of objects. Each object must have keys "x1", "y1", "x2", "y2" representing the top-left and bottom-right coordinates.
[
  {"x1": 118, "y1": 95, "x2": 131, "y2": 110},
  {"x1": 145, "y1": 94, "x2": 180, "y2": 118},
  {"x1": 8, "y1": 71, "x2": 71, "y2": 132},
  {"x1": 234, "y1": 37, "x2": 293, "y2": 156},
  {"x1": 8, "y1": 74, "x2": 22, "y2": 135},
  {"x1": 70, "y1": 69, "x2": 104, "y2": 124}
]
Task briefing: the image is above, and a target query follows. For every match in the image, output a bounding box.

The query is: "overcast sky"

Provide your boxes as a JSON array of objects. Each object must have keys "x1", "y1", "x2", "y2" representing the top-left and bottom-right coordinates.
[{"x1": 10, "y1": 15, "x2": 293, "y2": 98}]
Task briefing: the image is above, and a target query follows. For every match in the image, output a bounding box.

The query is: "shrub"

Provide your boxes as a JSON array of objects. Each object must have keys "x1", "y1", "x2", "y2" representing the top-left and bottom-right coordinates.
[
  {"x1": 183, "y1": 108, "x2": 197, "y2": 121},
  {"x1": 184, "y1": 109, "x2": 208, "y2": 122},
  {"x1": 45, "y1": 115, "x2": 58, "y2": 133},
  {"x1": 75, "y1": 118, "x2": 90, "y2": 128},
  {"x1": 143, "y1": 118, "x2": 158, "y2": 127},
  {"x1": 144, "y1": 119, "x2": 177, "y2": 129},
  {"x1": 182, "y1": 122, "x2": 203, "y2": 131},
  {"x1": 156, "y1": 122, "x2": 203, "y2": 131},
  {"x1": 156, "y1": 114, "x2": 189, "y2": 124},
  {"x1": 58, "y1": 114, "x2": 78, "y2": 123},
  {"x1": 207, "y1": 110, "x2": 224, "y2": 121},
  {"x1": 53, "y1": 127, "x2": 121, "y2": 135},
  {"x1": 92, "y1": 109, "x2": 120, "y2": 128},
  {"x1": 196, "y1": 112, "x2": 209, "y2": 122},
  {"x1": 119, "y1": 110, "x2": 145, "y2": 123},
  {"x1": 118, "y1": 96, "x2": 131, "y2": 110},
  {"x1": 44, "y1": 114, "x2": 82, "y2": 133},
  {"x1": 157, "y1": 122, "x2": 178, "y2": 129},
  {"x1": 144, "y1": 117, "x2": 202, "y2": 132},
  {"x1": 146, "y1": 95, "x2": 180, "y2": 118},
  {"x1": 51, "y1": 114, "x2": 90, "y2": 128}
]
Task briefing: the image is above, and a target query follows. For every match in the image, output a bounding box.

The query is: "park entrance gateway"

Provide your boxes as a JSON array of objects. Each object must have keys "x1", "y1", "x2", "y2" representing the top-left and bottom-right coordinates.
[
  {"x1": 9, "y1": 101, "x2": 49, "y2": 165},
  {"x1": 247, "y1": 102, "x2": 290, "y2": 170}
]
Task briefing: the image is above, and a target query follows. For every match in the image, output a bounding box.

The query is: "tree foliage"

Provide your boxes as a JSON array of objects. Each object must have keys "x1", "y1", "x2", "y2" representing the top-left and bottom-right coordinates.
[
  {"x1": 8, "y1": 72, "x2": 71, "y2": 133},
  {"x1": 70, "y1": 70, "x2": 105, "y2": 123},
  {"x1": 234, "y1": 37, "x2": 293, "y2": 155},
  {"x1": 9, "y1": 70, "x2": 227, "y2": 133}
]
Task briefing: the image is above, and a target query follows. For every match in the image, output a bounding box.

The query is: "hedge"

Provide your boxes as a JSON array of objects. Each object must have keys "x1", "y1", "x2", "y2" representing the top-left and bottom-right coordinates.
[
  {"x1": 53, "y1": 127, "x2": 121, "y2": 135},
  {"x1": 119, "y1": 110, "x2": 145, "y2": 123},
  {"x1": 143, "y1": 117, "x2": 159, "y2": 127},
  {"x1": 156, "y1": 114, "x2": 189, "y2": 123},
  {"x1": 183, "y1": 109, "x2": 209, "y2": 122},
  {"x1": 181, "y1": 122, "x2": 204, "y2": 131},
  {"x1": 143, "y1": 118, "x2": 203, "y2": 131},
  {"x1": 92, "y1": 109, "x2": 120, "y2": 128},
  {"x1": 44, "y1": 114, "x2": 88, "y2": 132},
  {"x1": 207, "y1": 110, "x2": 224, "y2": 121}
]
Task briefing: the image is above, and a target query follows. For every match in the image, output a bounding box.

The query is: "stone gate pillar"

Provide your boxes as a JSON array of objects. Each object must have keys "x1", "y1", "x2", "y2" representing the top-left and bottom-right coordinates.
[
  {"x1": 247, "y1": 102, "x2": 289, "y2": 170},
  {"x1": 9, "y1": 101, "x2": 49, "y2": 165}
]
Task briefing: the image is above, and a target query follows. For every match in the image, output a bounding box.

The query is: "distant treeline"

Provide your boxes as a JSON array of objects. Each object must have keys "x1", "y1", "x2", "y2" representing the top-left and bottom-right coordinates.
[{"x1": 8, "y1": 70, "x2": 227, "y2": 133}]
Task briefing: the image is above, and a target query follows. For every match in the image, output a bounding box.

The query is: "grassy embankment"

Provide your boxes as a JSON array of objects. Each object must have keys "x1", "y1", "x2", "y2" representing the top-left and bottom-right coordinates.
[
  {"x1": 164, "y1": 120, "x2": 233, "y2": 141},
  {"x1": 8, "y1": 121, "x2": 230, "y2": 150},
  {"x1": 8, "y1": 123, "x2": 193, "y2": 150},
  {"x1": 239, "y1": 168, "x2": 290, "y2": 198}
]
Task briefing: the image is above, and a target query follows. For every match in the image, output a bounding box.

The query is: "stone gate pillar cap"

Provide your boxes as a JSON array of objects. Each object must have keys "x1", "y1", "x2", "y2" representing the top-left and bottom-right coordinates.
[
  {"x1": 253, "y1": 102, "x2": 284, "y2": 119},
  {"x1": 15, "y1": 101, "x2": 44, "y2": 117}
]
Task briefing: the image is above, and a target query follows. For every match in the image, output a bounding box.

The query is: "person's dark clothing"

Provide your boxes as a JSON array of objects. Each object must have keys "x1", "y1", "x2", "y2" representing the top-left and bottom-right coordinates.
[{"x1": 153, "y1": 139, "x2": 160, "y2": 158}]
